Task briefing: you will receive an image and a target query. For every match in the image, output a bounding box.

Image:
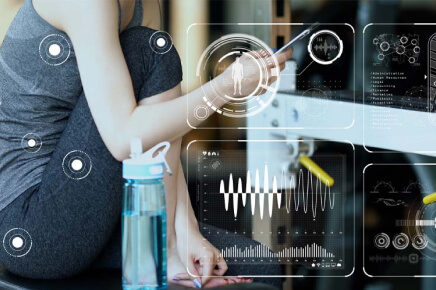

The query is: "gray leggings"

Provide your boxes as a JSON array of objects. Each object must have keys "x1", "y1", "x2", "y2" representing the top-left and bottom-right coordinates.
[{"x1": 0, "y1": 27, "x2": 282, "y2": 288}]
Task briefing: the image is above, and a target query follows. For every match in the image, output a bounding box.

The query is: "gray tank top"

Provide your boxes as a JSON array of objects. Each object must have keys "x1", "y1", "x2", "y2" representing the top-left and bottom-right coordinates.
[{"x1": 0, "y1": 0, "x2": 143, "y2": 211}]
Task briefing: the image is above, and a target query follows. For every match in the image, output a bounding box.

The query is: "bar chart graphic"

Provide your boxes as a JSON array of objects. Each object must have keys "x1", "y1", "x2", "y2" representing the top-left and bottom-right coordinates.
[{"x1": 219, "y1": 243, "x2": 336, "y2": 259}]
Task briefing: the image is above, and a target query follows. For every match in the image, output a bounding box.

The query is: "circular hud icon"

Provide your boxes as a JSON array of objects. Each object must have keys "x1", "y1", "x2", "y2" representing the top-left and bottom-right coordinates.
[
  {"x1": 62, "y1": 150, "x2": 92, "y2": 180},
  {"x1": 39, "y1": 34, "x2": 71, "y2": 66},
  {"x1": 149, "y1": 31, "x2": 173, "y2": 54},
  {"x1": 3, "y1": 228, "x2": 32, "y2": 257},
  {"x1": 308, "y1": 30, "x2": 343, "y2": 65},
  {"x1": 195, "y1": 33, "x2": 280, "y2": 118}
]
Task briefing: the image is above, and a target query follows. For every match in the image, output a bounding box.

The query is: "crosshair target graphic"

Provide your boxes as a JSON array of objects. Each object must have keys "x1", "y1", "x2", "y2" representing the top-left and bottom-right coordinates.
[{"x1": 195, "y1": 34, "x2": 280, "y2": 118}]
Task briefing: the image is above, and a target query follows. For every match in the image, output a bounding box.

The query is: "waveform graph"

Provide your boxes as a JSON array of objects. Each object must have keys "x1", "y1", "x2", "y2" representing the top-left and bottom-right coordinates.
[
  {"x1": 219, "y1": 164, "x2": 337, "y2": 221},
  {"x1": 314, "y1": 40, "x2": 339, "y2": 55},
  {"x1": 369, "y1": 254, "x2": 421, "y2": 264},
  {"x1": 187, "y1": 140, "x2": 353, "y2": 275}
]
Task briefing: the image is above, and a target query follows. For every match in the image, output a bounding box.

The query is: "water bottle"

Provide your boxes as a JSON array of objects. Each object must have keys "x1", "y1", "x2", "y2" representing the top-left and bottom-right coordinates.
[{"x1": 122, "y1": 139, "x2": 172, "y2": 290}]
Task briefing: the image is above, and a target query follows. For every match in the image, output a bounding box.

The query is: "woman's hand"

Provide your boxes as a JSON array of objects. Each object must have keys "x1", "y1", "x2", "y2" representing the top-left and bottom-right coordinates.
[
  {"x1": 171, "y1": 229, "x2": 252, "y2": 288},
  {"x1": 172, "y1": 163, "x2": 253, "y2": 287},
  {"x1": 174, "y1": 229, "x2": 228, "y2": 288}
]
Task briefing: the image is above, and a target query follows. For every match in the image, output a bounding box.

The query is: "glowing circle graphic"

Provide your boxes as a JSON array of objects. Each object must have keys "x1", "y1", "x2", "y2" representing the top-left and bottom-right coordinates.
[
  {"x1": 62, "y1": 150, "x2": 92, "y2": 180},
  {"x1": 308, "y1": 30, "x2": 343, "y2": 65},
  {"x1": 3, "y1": 228, "x2": 32, "y2": 257},
  {"x1": 374, "y1": 233, "x2": 390, "y2": 249},
  {"x1": 39, "y1": 34, "x2": 71, "y2": 66},
  {"x1": 149, "y1": 31, "x2": 173, "y2": 54},
  {"x1": 195, "y1": 33, "x2": 280, "y2": 118},
  {"x1": 11, "y1": 236, "x2": 24, "y2": 249},
  {"x1": 21, "y1": 133, "x2": 42, "y2": 153}
]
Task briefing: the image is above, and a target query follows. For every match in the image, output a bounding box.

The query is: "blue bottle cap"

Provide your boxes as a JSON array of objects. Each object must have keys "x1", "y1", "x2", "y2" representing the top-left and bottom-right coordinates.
[{"x1": 123, "y1": 139, "x2": 172, "y2": 180}]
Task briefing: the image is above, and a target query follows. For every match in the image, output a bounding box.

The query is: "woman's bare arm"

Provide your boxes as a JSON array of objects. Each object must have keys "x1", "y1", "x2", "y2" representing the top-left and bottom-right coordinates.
[
  {"x1": 141, "y1": 0, "x2": 161, "y2": 30},
  {"x1": 137, "y1": 84, "x2": 182, "y2": 254},
  {"x1": 33, "y1": 0, "x2": 291, "y2": 161}
]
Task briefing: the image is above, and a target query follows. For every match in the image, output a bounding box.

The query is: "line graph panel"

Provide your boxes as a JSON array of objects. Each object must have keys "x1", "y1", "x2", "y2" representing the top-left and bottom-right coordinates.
[{"x1": 192, "y1": 145, "x2": 347, "y2": 270}]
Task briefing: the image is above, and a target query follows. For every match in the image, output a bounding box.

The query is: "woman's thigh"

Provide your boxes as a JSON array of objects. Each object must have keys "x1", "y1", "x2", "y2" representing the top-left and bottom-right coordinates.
[
  {"x1": 0, "y1": 91, "x2": 123, "y2": 279},
  {"x1": 0, "y1": 26, "x2": 182, "y2": 279}
]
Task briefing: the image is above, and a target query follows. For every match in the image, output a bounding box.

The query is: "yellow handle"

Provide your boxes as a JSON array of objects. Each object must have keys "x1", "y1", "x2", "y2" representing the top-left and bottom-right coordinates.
[
  {"x1": 299, "y1": 155, "x2": 335, "y2": 187},
  {"x1": 423, "y1": 192, "x2": 436, "y2": 205}
]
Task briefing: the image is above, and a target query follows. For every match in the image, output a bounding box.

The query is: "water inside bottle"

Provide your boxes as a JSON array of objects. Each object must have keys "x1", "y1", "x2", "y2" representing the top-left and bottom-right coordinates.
[{"x1": 122, "y1": 210, "x2": 167, "y2": 290}]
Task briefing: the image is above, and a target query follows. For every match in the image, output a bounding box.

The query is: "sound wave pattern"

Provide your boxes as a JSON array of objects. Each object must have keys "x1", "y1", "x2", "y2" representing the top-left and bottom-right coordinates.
[
  {"x1": 220, "y1": 164, "x2": 335, "y2": 219},
  {"x1": 219, "y1": 243, "x2": 335, "y2": 259},
  {"x1": 369, "y1": 255, "x2": 410, "y2": 263},
  {"x1": 314, "y1": 40, "x2": 338, "y2": 55}
]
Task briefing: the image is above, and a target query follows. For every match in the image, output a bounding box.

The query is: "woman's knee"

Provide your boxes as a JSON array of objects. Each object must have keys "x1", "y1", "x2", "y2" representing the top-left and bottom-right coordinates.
[
  {"x1": 0, "y1": 208, "x2": 102, "y2": 279},
  {"x1": 0, "y1": 225, "x2": 93, "y2": 279},
  {"x1": 119, "y1": 26, "x2": 183, "y2": 101}
]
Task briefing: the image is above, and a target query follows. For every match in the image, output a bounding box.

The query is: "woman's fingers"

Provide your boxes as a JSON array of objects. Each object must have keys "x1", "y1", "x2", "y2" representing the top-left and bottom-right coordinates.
[
  {"x1": 203, "y1": 278, "x2": 231, "y2": 288},
  {"x1": 171, "y1": 273, "x2": 231, "y2": 289},
  {"x1": 170, "y1": 279, "x2": 197, "y2": 288},
  {"x1": 214, "y1": 255, "x2": 228, "y2": 276},
  {"x1": 203, "y1": 277, "x2": 253, "y2": 288},
  {"x1": 198, "y1": 251, "x2": 216, "y2": 286},
  {"x1": 276, "y1": 48, "x2": 293, "y2": 64},
  {"x1": 197, "y1": 248, "x2": 228, "y2": 285},
  {"x1": 171, "y1": 272, "x2": 253, "y2": 288},
  {"x1": 186, "y1": 260, "x2": 203, "y2": 289},
  {"x1": 198, "y1": 247, "x2": 227, "y2": 285},
  {"x1": 172, "y1": 272, "x2": 192, "y2": 280},
  {"x1": 266, "y1": 48, "x2": 292, "y2": 70}
]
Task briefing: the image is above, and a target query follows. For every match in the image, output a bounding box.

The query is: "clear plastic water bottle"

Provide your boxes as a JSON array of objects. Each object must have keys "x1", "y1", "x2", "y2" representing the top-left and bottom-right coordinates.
[{"x1": 122, "y1": 139, "x2": 172, "y2": 290}]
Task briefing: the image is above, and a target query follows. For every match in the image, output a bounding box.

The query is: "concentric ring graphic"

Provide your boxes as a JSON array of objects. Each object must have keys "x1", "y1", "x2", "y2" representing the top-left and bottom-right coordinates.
[
  {"x1": 149, "y1": 31, "x2": 173, "y2": 54},
  {"x1": 62, "y1": 150, "x2": 92, "y2": 180},
  {"x1": 414, "y1": 202, "x2": 436, "y2": 257},
  {"x1": 392, "y1": 233, "x2": 409, "y2": 250},
  {"x1": 21, "y1": 133, "x2": 42, "y2": 153},
  {"x1": 195, "y1": 33, "x2": 280, "y2": 118},
  {"x1": 39, "y1": 34, "x2": 71, "y2": 66},
  {"x1": 3, "y1": 228, "x2": 32, "y2": 257},
  {"x1": 374, "y1": 233, "x2": 390, "y2": 249},
  {"x1": 194, "y1": 105, "x2": 210, "y2": 120},
  {"x1": 412, "y1": 234, "x2": 428, "y2": 250}
]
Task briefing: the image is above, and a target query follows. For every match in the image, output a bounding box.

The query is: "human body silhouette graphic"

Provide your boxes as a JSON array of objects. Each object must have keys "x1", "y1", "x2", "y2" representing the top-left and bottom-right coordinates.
[{"x1": 231, "y1": 57, "x2": 244, "y2": 95}]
